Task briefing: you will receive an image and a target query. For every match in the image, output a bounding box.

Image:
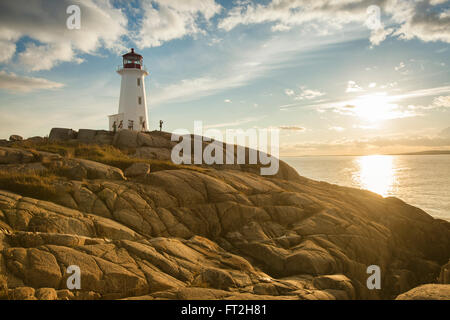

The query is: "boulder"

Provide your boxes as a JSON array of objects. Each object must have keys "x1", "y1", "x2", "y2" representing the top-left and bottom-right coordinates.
[
  {"x1": 113, "y1": 130, "x2": 173, "y2": 149},
  {"x1": 135, "y1": 147, "x2": 171, "y2": 160},
  {"x1": 0, "y1": 274, "x2": 8, "y2": 299},
  {"x1": 396, "y1": 284, "x2": 450, "y2": 300},
  {"x1": 49, "y1": 128, "x2": 77, "y2": 141},
  {"x1": 312, "y1": 275, "x2": 355, "y2": 299},
  {"x1": 439, "y1": 260, "x2": 450, "y2": 284},
  {"x1": 77, "y1": 129, "x2": 97, "y2": 143},
  {"x1": 11, "y1": 287, "x2": 36, "y2": 300},
  {"x1": 93, "y1": 130, "x2": 114, "y2": 145},
  {"x1": 0, "y1": 147, "x2": 36, "y2": 164},
  {"x1": 0, "y1": 162, "x2": 47, "y2": 174},
  {"x1": 56, "y1": 289, "x2": 75, "y2": 300},
  {"x1": 9, "y1": 135, "x2": 23, "y2": 142},
  {"x1": 113, "y1": 130, "x2": 138, "y2": 148},
  {"x1": 65, "y1": 158, "x2": 125, "y2": 180},
  {"x1": 35, "y1": 287, "x2": 58, "y2": 300},
  {"x1": 77, "y1": 129, "x2": 113, "y2": 145},
  {"x1": 124, "y1": 162, "x2": 150, "y2": 177},
  {"x1": 25, "y1": 136, "x2": 45, "y2": 144}
]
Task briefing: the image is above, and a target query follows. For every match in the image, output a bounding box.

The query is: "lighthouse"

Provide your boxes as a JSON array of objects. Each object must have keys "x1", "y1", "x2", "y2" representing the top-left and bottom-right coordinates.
[{"x1": 109, "y1": 48, "x2": 149, "y2": 132}]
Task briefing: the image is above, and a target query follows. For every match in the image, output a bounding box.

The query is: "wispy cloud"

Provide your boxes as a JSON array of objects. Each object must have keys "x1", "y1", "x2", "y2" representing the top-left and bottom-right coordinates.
[
  {"x1": 286, "y1": 86, "x2": 325, "y2": 101},
  {"x1": 279, "y1": 125, "x2": 305, "y2": 131},
  {"x1": 204, "y1": 116, "x2": 266, "y2": 129},
  {"x1": 280, "y1": 85, "x2": 450, "y2": 112},
  {"x1": 280, "y1": 133, "x2": 450, "y2": 156},
  {"x1": 151, "y1": 32, "x2": 360, "y2": 106},
  {"x1": 346, "y1": 81, "x2": 364, "y2": 93},
  {"x1": 0, "y1": 71, "x2": 64, "y2": 93}
]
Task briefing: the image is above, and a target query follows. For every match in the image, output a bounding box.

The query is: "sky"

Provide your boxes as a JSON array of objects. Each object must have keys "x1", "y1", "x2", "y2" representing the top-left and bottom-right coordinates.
[{"x1": 0, "y1": 0, "x2": 449, "y2": 156}]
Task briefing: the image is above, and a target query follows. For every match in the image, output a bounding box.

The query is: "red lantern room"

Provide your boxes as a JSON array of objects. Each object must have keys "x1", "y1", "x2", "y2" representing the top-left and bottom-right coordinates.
[{"x1": 122, "y1": 48, "x2": 143, "y2": 69}]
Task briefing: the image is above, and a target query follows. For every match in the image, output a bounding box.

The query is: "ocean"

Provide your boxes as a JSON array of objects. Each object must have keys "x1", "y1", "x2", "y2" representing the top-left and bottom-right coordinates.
[{"x1": 282, "y1": 154, "x2": 450, "y2": 221}]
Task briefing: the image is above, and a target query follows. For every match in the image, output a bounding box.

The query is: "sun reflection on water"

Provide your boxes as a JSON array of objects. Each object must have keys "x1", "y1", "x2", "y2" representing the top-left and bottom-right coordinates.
[{"x1": 353, "y1": 155, "x2": 397, "y2": 197}]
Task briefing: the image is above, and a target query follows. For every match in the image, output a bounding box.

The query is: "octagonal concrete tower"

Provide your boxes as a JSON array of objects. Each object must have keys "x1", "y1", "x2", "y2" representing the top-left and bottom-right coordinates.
[{"x1": 109, "y1": 48, "x2": 149, "y2": 132}]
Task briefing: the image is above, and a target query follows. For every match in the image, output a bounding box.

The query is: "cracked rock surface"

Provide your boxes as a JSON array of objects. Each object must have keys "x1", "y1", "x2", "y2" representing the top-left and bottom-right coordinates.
[{"x1": 0, "y1": 131, "x2": 449, "y2": 300}]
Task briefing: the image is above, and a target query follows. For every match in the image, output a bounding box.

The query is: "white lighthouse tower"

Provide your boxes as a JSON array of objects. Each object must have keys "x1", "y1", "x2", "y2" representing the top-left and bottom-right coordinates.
[{"x1": 109, "y1": 48, "x2": 149, "y2": 132}]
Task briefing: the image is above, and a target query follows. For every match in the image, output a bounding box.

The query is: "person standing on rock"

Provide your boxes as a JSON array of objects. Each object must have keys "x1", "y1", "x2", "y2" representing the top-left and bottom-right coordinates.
[
  {"x1": 118, "y1": 120, "x2": 123, "y2": 130},
  {"x1": 159, "y1": 120, "x2": 163, "y2": 132},
  {"x1": 112, "y1": 121, "x2": 117, "y2": 133}
]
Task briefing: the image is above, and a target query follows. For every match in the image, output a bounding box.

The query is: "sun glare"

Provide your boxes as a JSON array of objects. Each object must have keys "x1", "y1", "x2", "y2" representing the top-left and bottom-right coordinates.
[
  {"x1": 353, "y1": 155, "x2": 398, "y2": 197},
  {"x1": 350, "y1": 93, "x2": 400, "y2": 122}
]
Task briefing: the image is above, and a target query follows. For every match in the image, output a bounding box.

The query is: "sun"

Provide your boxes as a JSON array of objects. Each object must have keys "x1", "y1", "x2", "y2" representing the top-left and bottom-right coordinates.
[{"x1": 350, "y1": 93, "x2": 399, "y2": 122}]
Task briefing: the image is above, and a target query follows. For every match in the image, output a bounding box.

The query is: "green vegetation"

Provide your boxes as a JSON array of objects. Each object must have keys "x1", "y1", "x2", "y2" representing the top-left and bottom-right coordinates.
[
  {"x1": 0, "y1": 140, "x2": 205, "y2": 202},
  {"x1": 11, "y1": 139, "x2": 205, "y2": 173},
  {"x1": 0, "y1": 171, "x2": 63, "y2": 201}
]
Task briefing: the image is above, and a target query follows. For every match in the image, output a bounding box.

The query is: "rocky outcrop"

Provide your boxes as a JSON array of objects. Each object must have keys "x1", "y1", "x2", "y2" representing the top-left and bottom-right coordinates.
[
  {"x1": 9, "y1": 135, "x2": 23, "y2": 142},
  {"x1": 125, "y1": 163, "x2": 150, "y2": 178},
  {"x1": 0, "y1": 132, "x2": 449, "y2": 300},
  {"x1": 49, "y1": 128, "x2": 77, "y2": 141},
  {"x1": 439, "y1": 260, "x2": 450, "y2": 284},
  {"x1": 0, "y1": 147, "x2": 37, "y2": 164},
  {"x1": 396, "y1": 284, "x2": 450, "y2": 300},
  {"x1": 77, "y1": 129, "x2": 113, "y2": 145}
]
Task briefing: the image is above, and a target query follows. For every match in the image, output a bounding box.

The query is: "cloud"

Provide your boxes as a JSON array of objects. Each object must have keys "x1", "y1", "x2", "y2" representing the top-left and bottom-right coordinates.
[
  {"x1": 440, "y1": 127, "x2": 450, "y2": 138},
  {"x1": 204, "y1": 116, "x2": 265, "y2": 129},
  {"x1": 408, "y1": 95, "x2": 450, "y2": 110},
  {"x1": 150, "y1": 31, "x2": 348, "y2": 106},
  {"x1": 369, "y1": 26, "x2": 394, "y2": 46},
  {"x1": 284, "y1": 88, "x2": 295, "y2": 96},
  {"x1": 0, "y1": 0, "x2": 128, "y2": 71},
  {"x1": 285, "y1": 86, "x2": 325, "y2": 101},
  {"x1": 395, "y1": 61, "x2": 406, "y2": 71},
  {"x1": 0, "y1": 71, "x2": 64, "y2": 92},
  {"x1": 137, "y1": 0, "x2": 221, "y2": 48},
  {"x1": 224, "y1": 99, "x2": 232, "y2": 103},
  {"x1": 18, "y1": 43, "x2": 84, "y2": 72},
  {"x1": 218, "y1": 0, "x2": 450, "y2": 46},
  {"x1": 281, "y1": 134, "x2": 450, "y2": 156},
  {"x1": 279, "y1": 125, "x2": 305, "y2": 131},
  {"x1": 432, "y1": 95, "x2": 450, "y2": 108},
  {"x1": 329, "y1": 126, "x2": 345, "y2": 132},
  {"x1": 280, "y1": 85, "x2": 450, "y2": 112},
  {"x1": 295, "y1": 87, "x2": 325, "y2": 100},
  {"x1": 0, "y1": 40, "x2": 16, "y2": 63},
  {"x1": 346, "y1": 81, "x2": 364, "y2": 93},
  {"x1": 393, "y1": 0, "x2": 450, "y2": 43}
]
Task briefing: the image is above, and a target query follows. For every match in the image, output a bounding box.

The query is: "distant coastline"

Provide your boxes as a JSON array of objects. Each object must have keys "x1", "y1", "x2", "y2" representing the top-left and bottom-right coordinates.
[
  {"x1": 282, "y1": 150, "x2": 450, "y2": 157},
  {"x1": 392, "y1": 150, "x2": 450, "y2": 156}
]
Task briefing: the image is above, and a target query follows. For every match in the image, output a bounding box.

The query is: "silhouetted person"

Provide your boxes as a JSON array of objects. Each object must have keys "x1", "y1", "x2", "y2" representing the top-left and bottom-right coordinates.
[
  {"x1": 112, "y1": 121, "x2": 117, "y2": 133},
  {"x1": 118, "y1": 120, "x2": 123, "y2": 130},
  {"x1": 142, "y1": 121, "x2": 146, "y2": 131},
  {"x1": 159, "y1": 120, "x2": 164, "y2": 132}
]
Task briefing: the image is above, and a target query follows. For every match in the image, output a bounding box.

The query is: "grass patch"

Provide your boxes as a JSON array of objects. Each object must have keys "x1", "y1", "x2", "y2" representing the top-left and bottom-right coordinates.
[
  {"x1": 0, "y1": 171, "x2": 63, "y2": 201},
  {"x1": 11, "y1": 139, "x2": 205, "y2": 173}
]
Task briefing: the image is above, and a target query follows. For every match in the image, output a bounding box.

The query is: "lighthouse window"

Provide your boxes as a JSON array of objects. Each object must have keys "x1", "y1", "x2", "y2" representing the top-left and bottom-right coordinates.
[
  {"x1": 137, "y1": 78, "x2": 140, "y2": 86},
  {"x1": 138, "y1": 97, "x2": 142, "y2": 105}
]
